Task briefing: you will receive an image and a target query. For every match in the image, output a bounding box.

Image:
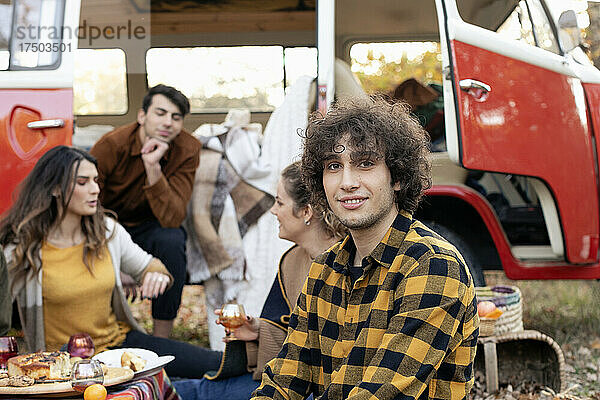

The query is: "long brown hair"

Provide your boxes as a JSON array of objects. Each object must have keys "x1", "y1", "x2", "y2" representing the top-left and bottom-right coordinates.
[
  {"x1": 0, "y1": 146, "x2": 111, "y2": 292},
  {"x1": 281, "y1": 161, "x2": 346, "y2": 240}
]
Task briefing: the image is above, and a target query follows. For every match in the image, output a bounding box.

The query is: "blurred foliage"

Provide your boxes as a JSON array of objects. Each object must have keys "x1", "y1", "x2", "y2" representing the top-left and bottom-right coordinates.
[
  {"x1": 584, "y1": 2, "x2": 600, "y2": 69},
  {"x1": 73, "y1": 49, "x2": 128, "y2": 115},
  {"x1": 130, "y1": 285, "x2": 210, "y2": 348},
  {"x1": 190, "y1": 91, "x2": 274, "y2": 113},
  {"x1": 353, "y1": 43, "x2": 443, "y2": 95}
]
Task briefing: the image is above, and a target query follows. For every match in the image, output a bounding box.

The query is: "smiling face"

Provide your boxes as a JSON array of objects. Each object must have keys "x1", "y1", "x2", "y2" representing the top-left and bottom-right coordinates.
[
  {"x1": 322, "y1": 136, "x2": 399, "y2": 234},
  {"x1": 65, "y1": 160, "x2": 100, "y2": 218},
  {"x1": 270, "y1": 179, "x2": 308, "y2": 243},
  {"x1": 137, "y1": 94, "x2": 184, "y2": 144}
]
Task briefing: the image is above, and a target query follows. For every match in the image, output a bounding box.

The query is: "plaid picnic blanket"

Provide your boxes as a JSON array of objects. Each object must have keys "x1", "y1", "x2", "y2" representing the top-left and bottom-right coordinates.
[{"x1": 107, "y1": 370, "x2": 180, "y2": 400}]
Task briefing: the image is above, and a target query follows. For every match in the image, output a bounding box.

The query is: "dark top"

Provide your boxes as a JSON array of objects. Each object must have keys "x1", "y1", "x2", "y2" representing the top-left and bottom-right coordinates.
[{"x1": 0, "y1": 249, "x2": 11, "y2": 335}]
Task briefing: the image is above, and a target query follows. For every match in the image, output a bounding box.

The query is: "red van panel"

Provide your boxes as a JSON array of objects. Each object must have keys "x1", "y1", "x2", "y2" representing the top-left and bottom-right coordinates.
[{"x1": 0, "y1": 89, "x2": 73, "y2": 215}]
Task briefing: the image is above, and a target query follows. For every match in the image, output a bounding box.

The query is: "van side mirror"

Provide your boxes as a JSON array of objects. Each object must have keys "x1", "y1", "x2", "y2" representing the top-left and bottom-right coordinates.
[{"x1": 558, "y1": 10, "x2": 582, "y2": 53}]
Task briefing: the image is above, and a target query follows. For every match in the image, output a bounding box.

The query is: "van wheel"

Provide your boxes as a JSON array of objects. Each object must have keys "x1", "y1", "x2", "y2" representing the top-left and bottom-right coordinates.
[{"x1": 424, "y1": 222, "x2": 486, "y2": 287}]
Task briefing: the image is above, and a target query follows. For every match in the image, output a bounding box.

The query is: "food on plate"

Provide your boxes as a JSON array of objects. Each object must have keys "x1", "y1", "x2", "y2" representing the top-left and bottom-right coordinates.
[
  {"x1": 0, "y1": 375, "x2": 35, "y2": 387},
  {"x1": 83, "y1": 383, "x2": 107, "y2": 400},
  {"x1": 7, "y1": 351, "x2": 71, "y2": 380},
  {"x1": 476, "y1": 300, "x2": 497, "y2": 317},
  {"x1": 70, "y1": 356, "x2": 83, "y2": 366},
  {"x1": 0, "y1": 372, "x2": 7, "y2": 379},
  {"x1": 8, "y1": 376, "x2": 35, "y2": 387},
  {"x1": 120, "y1": 351, "x2": 146, "y2": 372},
  {"x1": 99, "y1": 362, "x2": 109, "y2": 375}
]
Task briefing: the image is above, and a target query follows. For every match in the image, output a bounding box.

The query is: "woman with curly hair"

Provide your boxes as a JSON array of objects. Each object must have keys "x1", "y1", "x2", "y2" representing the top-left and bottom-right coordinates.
[
  {"x1": 0, "y1": 146, "x2": 222, "y2": 378},
  {"x1": 173, "y1": 161, "x2": 346, "y2": 399}
]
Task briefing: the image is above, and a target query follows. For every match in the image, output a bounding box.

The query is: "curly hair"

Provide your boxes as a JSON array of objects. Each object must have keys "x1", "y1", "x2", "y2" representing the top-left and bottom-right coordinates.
[
  {"x1": 301, "y1": 96, "x2": 431, "y2": 213},
  {"x1": 281, "y1": 161, "x2": 346, "y2": 239},
  {"x1": 0, "y1": 146, "x2": 111, "y2": 293}
]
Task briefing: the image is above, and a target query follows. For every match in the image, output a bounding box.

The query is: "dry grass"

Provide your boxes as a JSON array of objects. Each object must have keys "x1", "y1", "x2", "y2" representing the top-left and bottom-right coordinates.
[
  {"x1": 485, "y1": 271, "x2": 600, "y2": 398},
  {"x1": 129, "y1": 285, "x2": 210, "y2": 348}
]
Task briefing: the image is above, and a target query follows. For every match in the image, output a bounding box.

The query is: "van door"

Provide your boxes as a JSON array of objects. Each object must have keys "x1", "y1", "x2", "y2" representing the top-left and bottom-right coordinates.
[
  {"x1": 0, "y1": 0, "x2": 79, "y2": 214},
  {"x1": 437, "y1": 0, "x2": 599, "y2": 264}
]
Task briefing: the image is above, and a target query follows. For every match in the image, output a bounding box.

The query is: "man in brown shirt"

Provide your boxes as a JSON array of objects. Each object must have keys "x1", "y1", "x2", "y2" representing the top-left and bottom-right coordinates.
[{"x1": 90, "y1": 84, "x2": 201, "y2": 338}]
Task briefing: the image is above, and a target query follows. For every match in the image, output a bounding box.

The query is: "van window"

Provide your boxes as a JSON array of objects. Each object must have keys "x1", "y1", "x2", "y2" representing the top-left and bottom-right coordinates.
[
  {"x1": 0, "y1": 1, "x2": 11, "y2": 70},
  {"x1": 146, "y1": 46, "x2": 317, "y2": 113},
  {"x1": 284, "y1": 47, "x2": 317, "y2": 88},
  {"x1": 147, "y1": 46, "x2": 283, "y2": 113},
  {"x1": 3, "y1": 0, "x2": 66, "y2": 70},
  {"x1": 350, "y1": 42, "x2": 442, "y2": 94},
  {"x1": 526, "y1": 0, "x2": 559, "y2": 54},
  {"x1": 496, "y1": 1, "x2": 536, "y2": 47},
  {"x1": 459, "y1": 0, "x2": 559, "y2": 54},
  {"x1": 73, "y1": 49, "x2": 128, "y2": 115}
]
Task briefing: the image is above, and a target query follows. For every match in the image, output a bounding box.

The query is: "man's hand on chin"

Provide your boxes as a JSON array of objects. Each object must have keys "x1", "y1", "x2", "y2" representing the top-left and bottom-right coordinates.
[
  {"x1": 141, "y1": 137, "x2": 169, "y2": 166},
  {"x1": 141, "y1": 138, "x2": 169, "y2": 185}
]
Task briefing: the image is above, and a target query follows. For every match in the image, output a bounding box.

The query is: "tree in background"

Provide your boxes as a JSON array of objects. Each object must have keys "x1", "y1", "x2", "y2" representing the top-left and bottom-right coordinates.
[
  {"x1": 585, "y1": 2, "x2": 600, "y2": 69},
  {"x1": 352, "y1": 43, "x2": 442, "y2": 95}
]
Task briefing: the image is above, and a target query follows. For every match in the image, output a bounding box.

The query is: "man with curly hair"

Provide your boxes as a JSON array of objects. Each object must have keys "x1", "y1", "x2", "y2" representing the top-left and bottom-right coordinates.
[{"x1": 252, "y1": 97, "x2": 479, "y2": 400}]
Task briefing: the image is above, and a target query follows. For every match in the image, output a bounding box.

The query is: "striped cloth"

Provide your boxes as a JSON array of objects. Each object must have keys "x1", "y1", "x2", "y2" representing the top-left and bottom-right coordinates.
[
  {"x1": 107, "y1": 369, "x2": 180, "y2": 400},
  {"x1": 253, "y1": 211, "x2": 479, "y2": 400}
]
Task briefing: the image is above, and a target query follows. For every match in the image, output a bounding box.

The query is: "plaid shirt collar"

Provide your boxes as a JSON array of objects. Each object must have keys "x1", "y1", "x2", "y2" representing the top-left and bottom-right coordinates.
[{"x1": 327, "y1": 210, "x2": 414, "y2": 275}]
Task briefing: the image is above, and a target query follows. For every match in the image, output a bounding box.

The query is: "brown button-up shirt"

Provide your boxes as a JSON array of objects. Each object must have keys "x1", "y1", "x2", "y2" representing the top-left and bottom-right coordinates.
[{"x1": 90, "y1": 122, "x2": 201, "y2": 228}]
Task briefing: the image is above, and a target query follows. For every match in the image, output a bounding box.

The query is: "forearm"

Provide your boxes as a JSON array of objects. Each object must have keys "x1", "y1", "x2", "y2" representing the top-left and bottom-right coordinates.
[
  {"x1": 143, "y1": 158, "x2": 196, "y2": 227},
  {"x1": 143, "y1": 161, "x2": 163, "y2": 187},
  {"x1": 253, "y1": 361, "x2": 302, "y2": 400},
  {"x1": 143, "y1": 176, "x2": 187, "y2": 227},
  {"x1": 252, "y1": 309, "x2": 313, "y2": 399}
]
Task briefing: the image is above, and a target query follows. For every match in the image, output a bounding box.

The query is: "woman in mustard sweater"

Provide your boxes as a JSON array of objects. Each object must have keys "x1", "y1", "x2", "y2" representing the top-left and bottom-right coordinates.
[{"x1": 0, "y1": 146, "x2": 221, "y2": 378}]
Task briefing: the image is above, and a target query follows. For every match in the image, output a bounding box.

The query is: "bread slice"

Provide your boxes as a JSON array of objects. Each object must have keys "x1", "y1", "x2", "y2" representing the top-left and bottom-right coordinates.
[
  {"x1": 7, "y1": 351, "x2": 71, "y2": 380},
  {"x1": 120, "y1": 351, "x2": 146, "y2": 372}
]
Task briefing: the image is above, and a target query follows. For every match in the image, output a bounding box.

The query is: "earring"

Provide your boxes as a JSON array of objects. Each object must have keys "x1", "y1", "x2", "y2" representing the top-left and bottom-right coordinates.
[{"x1": 304, "y1": 220, "x2": 311, "y2": 226}]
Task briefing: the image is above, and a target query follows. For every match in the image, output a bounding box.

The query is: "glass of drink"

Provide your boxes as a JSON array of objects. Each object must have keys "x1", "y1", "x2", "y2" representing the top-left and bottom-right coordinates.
[
  {"x1": 0, "y1": 336, "x2": 18, "y2": 370},
  {"x1": 70, "y1": 359, "x2": 104, "y2": 392},
  {"x1": 220, "y1": 302, "x2": 246, "y2": 340},
  {"x1": 67, "y1": 333, "x2": 95, "y2": 358}
]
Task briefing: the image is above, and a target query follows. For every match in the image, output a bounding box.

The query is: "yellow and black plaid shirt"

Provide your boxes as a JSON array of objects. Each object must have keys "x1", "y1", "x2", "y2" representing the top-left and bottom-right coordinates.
[{"x1": 253, "y1": 211, "x2": 479, "y2": 400}]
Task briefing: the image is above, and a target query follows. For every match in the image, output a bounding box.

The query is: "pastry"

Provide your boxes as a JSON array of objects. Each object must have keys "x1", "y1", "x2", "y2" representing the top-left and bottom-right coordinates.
[
  {"x1": 8, "y1": 376, "x2": 35, "y2": 387},
  {"x1": 120, "y1": 351, "x2": 146, "y2": 372},
  {"x1": 7, "y1": 351, "x2": 71, "y2": 380}
]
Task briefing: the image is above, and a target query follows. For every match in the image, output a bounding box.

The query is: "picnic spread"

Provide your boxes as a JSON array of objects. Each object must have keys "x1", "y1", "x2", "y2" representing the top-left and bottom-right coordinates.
[{"x1": 0, "y1": 347, "x2": 179, "y2": 399}]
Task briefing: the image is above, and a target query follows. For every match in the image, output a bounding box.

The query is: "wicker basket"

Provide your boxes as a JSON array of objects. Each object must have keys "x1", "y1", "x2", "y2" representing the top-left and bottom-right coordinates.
[
  {"x1": 476, "y1": 285, "x2": 523, "y2": 336},
  {"x1": 476, "y1": 330, "x2": 567, "y2": 392}
]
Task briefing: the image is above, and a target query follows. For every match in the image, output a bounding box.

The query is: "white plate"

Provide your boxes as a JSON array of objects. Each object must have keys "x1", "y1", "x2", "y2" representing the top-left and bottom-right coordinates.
[{"x1": 93, "y1": 348, "x2": 174, "y2": 379}]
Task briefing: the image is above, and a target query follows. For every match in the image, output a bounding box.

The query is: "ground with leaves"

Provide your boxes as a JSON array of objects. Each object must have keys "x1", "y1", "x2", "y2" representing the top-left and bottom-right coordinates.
[{"x1": 129, "y1": 273, "x2": 600, "y2": 399}]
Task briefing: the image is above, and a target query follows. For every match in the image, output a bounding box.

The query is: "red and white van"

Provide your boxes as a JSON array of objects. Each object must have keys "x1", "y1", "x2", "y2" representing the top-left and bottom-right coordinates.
[{"x1": 1, "y1": 0, "x2": 599, "y2": 283}]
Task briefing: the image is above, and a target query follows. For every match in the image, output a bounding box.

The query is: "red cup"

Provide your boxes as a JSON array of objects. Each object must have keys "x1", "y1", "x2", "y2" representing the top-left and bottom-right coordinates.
[
  {"x1": 67, "y1": 333, "x2": 95, "y2": 358},
  {"x1": 0, "y1": 336, "x2": 18, "y2": 369}
]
